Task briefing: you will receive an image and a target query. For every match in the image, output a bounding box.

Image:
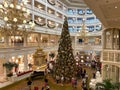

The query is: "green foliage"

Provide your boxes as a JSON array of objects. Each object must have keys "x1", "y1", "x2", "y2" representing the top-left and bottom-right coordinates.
[
  {"x1": 95, "y1": 79, "x2": 120, "y2": 90},
  {"x1": 47, "y1": 24, "x2": 56, "y2": 29},
  {"x1": 3, "y1": 62, "x2": 18, "y2": 71},
  {"x1": 47, "y1": 0, "x2": 56, "y2": 5},
  {"x1": 7, "y1": 73, "x2": 13, "y2": 77}
]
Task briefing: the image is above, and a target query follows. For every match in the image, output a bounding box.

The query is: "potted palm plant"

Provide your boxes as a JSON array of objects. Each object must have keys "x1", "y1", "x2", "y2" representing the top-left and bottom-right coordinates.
[
  {"x1": 95, "y1": 79, "x2": 120, "y2": 90},
  {"x1": 3, "y1": 62, "x2": 18, "y2": 77}
]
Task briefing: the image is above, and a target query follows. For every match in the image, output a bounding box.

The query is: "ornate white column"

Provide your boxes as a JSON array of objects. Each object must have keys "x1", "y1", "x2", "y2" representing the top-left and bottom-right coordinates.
[
  {"x1": 101, "y1": 64, "x2": 104, "y2": 79},
  {"x1": 24, "y1": 54, "x2": 28, "y2": 71},
  {"x1": 111, "y1": 30, "x2": 113, "y2": 49},
  {"x1": 32, "y1": 0, "x2": 34, "y2": 21},
  {"x1": 23, "y1": 34, "x2": 27, "y2": 47},
  {"x1": 102, "y1": 30, "x2": 106, "y2": 49},
  {"x1": 37, "y1": 34, "x2": 41, "y2": 47},
  {"x1": 5, "y1": 35, "x2": 9, "y2": 47},
  {"x1": 48, "y1": 34, "x2": 50, "y2": 46}
]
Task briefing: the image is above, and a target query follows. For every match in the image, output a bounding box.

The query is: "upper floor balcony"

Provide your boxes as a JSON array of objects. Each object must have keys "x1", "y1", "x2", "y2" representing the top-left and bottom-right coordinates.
[
  {"x1": 75, "y1": 43, "x2": 102, "y2": 51},
  {"x1": 102, "y1": 50, "x2": 120, "y2": 67}
]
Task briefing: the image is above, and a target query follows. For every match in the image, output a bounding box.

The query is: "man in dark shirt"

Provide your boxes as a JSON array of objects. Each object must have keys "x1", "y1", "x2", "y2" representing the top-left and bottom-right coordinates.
[{"x1": 27, "y1": 79, "x2": 32, "y2": 90}]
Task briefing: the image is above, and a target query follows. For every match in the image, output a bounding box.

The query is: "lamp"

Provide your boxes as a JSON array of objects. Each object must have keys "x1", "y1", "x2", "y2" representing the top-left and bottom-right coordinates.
[{"x1": 0, "y1": 0, "x2": 35, "y2": 35}]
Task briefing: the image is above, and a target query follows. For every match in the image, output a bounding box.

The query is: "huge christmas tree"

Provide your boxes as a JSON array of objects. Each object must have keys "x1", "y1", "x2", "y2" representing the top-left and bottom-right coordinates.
[{"x1": 53, "y1": 18, "x2": 77, "y2": 83}]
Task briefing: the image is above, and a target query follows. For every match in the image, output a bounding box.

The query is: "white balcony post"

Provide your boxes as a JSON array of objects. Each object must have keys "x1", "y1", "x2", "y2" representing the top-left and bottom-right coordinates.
[
  {"x1": 32, "y1": 0, "x2": 34, "y2": 21},
  {"x1": 5, "y1": 35, "x2": 9, "y2": 47},
  {"x1": 24, "y1": 54, "x2": 28, "y2": 71},
  {"x1": 23, "y1": 34, "x2": 27, "y2": 47},
  {"x1": 38, "y1": 34, "x2": 41, "y2": 47}
]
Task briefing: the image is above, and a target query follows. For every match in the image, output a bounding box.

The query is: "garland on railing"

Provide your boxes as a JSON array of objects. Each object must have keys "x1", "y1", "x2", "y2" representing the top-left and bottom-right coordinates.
[
  {"x1": 34, "y1": 20, "x2": 46, "y2": 27},
  {"x1": 27, "y1": 20, "x2": 46, "y2": 27},
  {"x1": 47, "y1": 0, "x2": 55, "y2": 6},
  {"x1": 28, "y1": 20, "x2": 56, "y2": 29},
  {"x1": 27, "y1": 19, "x2": 33, "y2": 23},
  {"x1": 47, "y1": 24, "x2": 56, "y2": 29}
]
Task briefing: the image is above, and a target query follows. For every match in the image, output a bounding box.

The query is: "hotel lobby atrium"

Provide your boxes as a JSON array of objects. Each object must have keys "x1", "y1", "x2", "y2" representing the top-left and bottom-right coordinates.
[{"x1": 0, "y1": 0, "x2": 120, "y2": 90}]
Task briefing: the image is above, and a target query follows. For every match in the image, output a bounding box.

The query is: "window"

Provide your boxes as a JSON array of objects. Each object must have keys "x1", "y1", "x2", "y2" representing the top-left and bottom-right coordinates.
[
  {"x1": 87, "y1": 26, "x2": 94, "y2": 32},
  {"x1": 77, "y1": 18, "x2": 83, "y2": 23},
  {"x1": 86, "y1": 17, "x2": 95, "y2": 23},
  {"x1": 68, "y1": 8, "x2": 76, "y2": 15},
  {"x1": 77, "y1": 9, "x2": 85, "y2": 15},
  {"x1": 96, "y1": 25, "x2": 101, "y2": 30},
  {"x1": 86, "y1": 9, "x2": 93, "y2": 14}
]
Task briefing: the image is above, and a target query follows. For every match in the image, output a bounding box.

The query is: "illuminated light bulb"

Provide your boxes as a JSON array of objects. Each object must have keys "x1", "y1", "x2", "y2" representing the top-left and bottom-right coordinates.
[
  {"x1": 0, "y1": 9, "x2": 3, "y2": 13},
  {"x1": 4, "y1": 17, "x2": 8, "y2": 21},
  {"x1": 13, "y1": 18, "x2": 17, "y2": 22},
  {"x1": 26, "y1": 9, "x2": 30, "y2": 14},
  {"x1": 16, "y1": 5, "x2": 21, "y2": 9},
  {"x1": 25, "y1": 25, "x2": 28, "y2": 28},
  {"x1": 23, "y1": 20, "x2": 27, "y2": 24},
  {"x1": 20, "y1": 3, "x2": 23, "y2": 6},
  {"x1": 0, "y1": 4, "x2": 3, "y2": 8},
  {"x1": 49, "y1": 21, "x2": 51, "y2": 24},
  {"x1": 56, "y1": 23, "x2": 59, "y2": 26},
  {"x1": 4, "y1": 2, "x2": 8, "y2": 7},
  {"x1": 23, "y1": 0, "x2": 29, "y2": 5},
  {"x1": 18, "y1": 25, "x2": 22, "y2": 28},
  {"x1": 31, "y1": 22, "x2": 35, "y2": 28},
  {"x1": 6, "y1": 24, "x2": 9, "y2": 26},
  {"x1": 38, "y1": 18, "x2": 42, "y2": 22},
  {"x1": 10, "y1": 4, "x2": 14, "y2": 8},
  {"x1": 22, "y1": 7, "x2": 26, "y2": 11},
  {"x1": 5, "y1": 12, "x2": 7, "y2": 14},
  {"x1": 29, "y1": 21, "x2": 32, "y2": 25}
]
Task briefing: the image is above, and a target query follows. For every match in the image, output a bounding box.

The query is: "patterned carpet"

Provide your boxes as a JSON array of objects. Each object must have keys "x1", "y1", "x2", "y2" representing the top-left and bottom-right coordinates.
[{"x1": 0, "y1": 66, "x2": 95, "y2": 90}]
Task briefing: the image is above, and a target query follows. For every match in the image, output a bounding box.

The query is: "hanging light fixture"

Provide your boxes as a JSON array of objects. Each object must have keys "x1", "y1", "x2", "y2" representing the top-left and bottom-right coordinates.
[
  {"x1": 0, "y1": 0, "x2": 35, "y2": 35},
  {"x1": 79, "y1": 17, "x2": 87, "y2": 38}
]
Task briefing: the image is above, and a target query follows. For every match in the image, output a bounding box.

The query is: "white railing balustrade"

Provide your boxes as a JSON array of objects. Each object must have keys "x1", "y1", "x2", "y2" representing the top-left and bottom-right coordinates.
[{"x1": 14, "y1": 72, "x2": 32, "y2": 82}]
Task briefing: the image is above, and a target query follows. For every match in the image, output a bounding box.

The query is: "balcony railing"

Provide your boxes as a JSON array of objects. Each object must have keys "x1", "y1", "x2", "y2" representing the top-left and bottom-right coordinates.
[
  {"x1": 75, "y1": 43, "x2": 102, "y2": 50},
  {"x1": 0, "y1": 42, "x2": 102, "y2": 51}
]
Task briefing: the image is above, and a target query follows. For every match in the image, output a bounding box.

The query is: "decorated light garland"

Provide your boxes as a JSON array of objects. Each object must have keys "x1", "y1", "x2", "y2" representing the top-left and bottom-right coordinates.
[
  {"x1": 47, "y1": 0, "x2": 55, "y2": 6},
  {"x1": 47, "y1": 24, "x2": 56, "y2": 29}
]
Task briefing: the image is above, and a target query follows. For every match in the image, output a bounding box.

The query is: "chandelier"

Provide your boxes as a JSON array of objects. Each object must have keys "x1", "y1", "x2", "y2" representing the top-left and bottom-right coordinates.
[
  {"x1": 79, "y1": 18, "x2": 87, "y2": 38},
  {"x1": 0, "y1": 0, "x2": 35, "y2": 35}
]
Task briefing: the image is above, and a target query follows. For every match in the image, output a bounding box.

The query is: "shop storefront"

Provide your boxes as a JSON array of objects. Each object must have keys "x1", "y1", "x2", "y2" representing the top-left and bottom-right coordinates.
[{"x1": 9, "y1": 55, "x2": 25, "y2": 72}]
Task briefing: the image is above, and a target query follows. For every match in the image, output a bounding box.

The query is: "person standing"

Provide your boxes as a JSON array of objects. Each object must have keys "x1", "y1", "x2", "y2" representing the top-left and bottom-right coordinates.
[
  {"x1": 56, "y1": 75, "x2": 60, "y2": 84},
  {"x1": 61, "y1": 75, "x2": 64, "y2": 86},
  {"x1": 71, "y1": 77, "x2": 75, "y2": 90},
  {"x1": 74, "y1": 77, "x2": 77, "y2": 88},
  {"x1": 27, "y1": 78, "x2": 32, "y2": 90},
  {"x1": 42, "y1": 78, "x2": 50, "y2": 90}
]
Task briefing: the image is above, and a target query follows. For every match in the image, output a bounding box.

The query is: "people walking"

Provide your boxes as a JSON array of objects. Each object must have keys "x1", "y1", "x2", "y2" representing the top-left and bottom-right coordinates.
[
  {"x1": 61, "y1": 75, "x2": 64, "y2": 86},
  {"x1": 56, "y1": 75, "x2": 60, "y2": 84},
  {"x1": 41, "y1": 78, "x2": 50, "y2": 90},
  {"x1": 27, "y1": 78, "x2": 32, "y2": 90}
]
